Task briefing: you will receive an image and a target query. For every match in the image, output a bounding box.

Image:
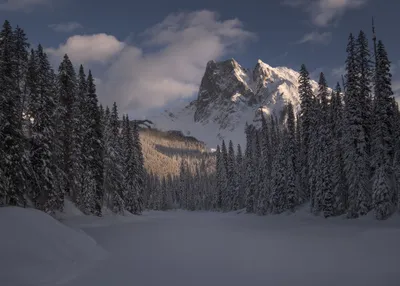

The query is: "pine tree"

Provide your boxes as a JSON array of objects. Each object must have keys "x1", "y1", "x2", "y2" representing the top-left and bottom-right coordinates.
[
  {"x1": 75, "y1": 65, "x2": 88, "y2": 208},
  {"x1": 236, "y1": 144, "x2": 244, "y2": 209},
  {"x1": 13, "y1": 26, "x2": 29, "y2": 122},
  {"x1": 371, "y1": 41, "x2": 396, "y2": 219},
  {"x1": 257, "y1": 114, "x2": 271, "y2": 215},
  {"x1": 270, "y1": 131, "x2": 288, "y2": 214},
  {"x1": 244, "y1": 124, "x2": 257, "y2": 213},
  {"x1": 57, "y1": 54, "x2": 78, "y2": 208},
  {"x1": 86, "y1": 71, "x2": 104, "y2": 216},
  {"x1": 214, "y1": 145, "x2": 227, "y2": 210},
  {"x1": 122, "y1": 114, "x2": 137, "y2": 213},
  {"x1": 316, "y1": 72, "x2": 334, "y2": 216},
  {"x1": 227, "y1": 140, "x2": 237, "y2": 210},
  {"x1": 0, "y1": 20, "x2": 26, "y2": 206},
  {"x1": 329, "y1": 83, "x2": 347, "y2": 215},
  {"x1": 298, "y1": 64, "x2": 314, "y2": 201},
  {"x1": 286, "y1": 102, "x2": 299, "y2": 211},
  {"x1": 27, "y1": 45, "x2": 59, "y2": 212},
  {"x1": 132, "y1": 121, "x2": 145, "y2": 214},
  {"x1": 343, "y1": 33, "x2": 371, "y2": 218},
  {"x1": 104, "y1": 102, "x2": 125, "y2": 213}
]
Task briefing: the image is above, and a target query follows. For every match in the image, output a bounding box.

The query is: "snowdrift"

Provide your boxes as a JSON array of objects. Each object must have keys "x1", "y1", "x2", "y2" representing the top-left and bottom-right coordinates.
[{"x1": 0, "y1": 207, "x2": 106, "y2": 286}]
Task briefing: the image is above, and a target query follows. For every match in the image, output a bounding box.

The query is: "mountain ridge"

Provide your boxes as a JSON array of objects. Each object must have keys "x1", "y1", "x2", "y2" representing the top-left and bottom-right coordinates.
[{"x1": 150, "y1": 58, "x2": 320, "y2": 147}]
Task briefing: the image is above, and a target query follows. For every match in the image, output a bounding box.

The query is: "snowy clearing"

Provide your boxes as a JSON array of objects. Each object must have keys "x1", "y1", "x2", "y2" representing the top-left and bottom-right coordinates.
[
  {"x1": 0, "y1": 207, "x2": 106, "y2": 286},
  {"x1": 2, "y1": 206, "x2": 400, "y2": 286}
]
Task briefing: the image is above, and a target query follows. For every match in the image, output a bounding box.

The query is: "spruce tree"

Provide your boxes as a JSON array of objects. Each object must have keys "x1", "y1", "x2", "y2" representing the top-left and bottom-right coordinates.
[
  {"x1": 371, "y1": 41, "x2": 396, "y2": 219},
  {"x1": 286, "y1": 102, "x2": 299, "y2": 211},
  {"x1": 132, "y1": 121, "x2": 145, "y2": 214},
  {"x1": 0, "y1": 20, "x2": 26, "y2": 206},
  {"x1": 298, "y1": 64, "x2": 314, "y2": 201},
  {"x1": 122, "y1": 114, "x2": 137, "y2": 213},
  {"x1": 86, "y1": 71, "x2": 104, "y2": 216},
  {"x1": 27, "y1": 45, "x2": 59, "y2": 212},
  {"x1": 57, "y1": 54, "x2": 78, "y2": 208},
  {"x1": 343, "y1": 33, "x2": 371, "y2": 218},
  {"x1": 244, "y1": 124, "x2": 256, "y2": 213}
]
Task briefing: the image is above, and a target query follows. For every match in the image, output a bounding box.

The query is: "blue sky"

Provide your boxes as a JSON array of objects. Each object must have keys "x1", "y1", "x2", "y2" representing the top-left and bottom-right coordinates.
[{"x1": 1, "y1": 0, "x2": 399, "y2": 116}]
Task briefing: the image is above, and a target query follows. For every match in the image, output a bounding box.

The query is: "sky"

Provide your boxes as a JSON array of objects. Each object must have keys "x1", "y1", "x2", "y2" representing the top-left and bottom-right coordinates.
[{"x1": 1, "y1": 0, "x2": 399, "y2": 117}]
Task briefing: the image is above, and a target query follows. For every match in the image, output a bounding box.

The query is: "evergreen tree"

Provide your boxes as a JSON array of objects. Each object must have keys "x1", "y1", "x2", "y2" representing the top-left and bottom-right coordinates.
[
  {"x1": 57, "y1": 54, "x2": 78, "y2": 208},
  {"x1": 244, "y1": 124, "x2": 257, "y2": 213},
  {"x1": 329, "y1": 84, "x2": 347, "y2": 215},
  {"x1": 236, "y1": 144, "x2": 244, "y2": 209},
  {"x1": 286, "y1": 102, "x2": 299, "y2": 211},
  {"x1": 122, "y1": 114, "x2": 137, "y2": 213},
  {"x1": 227, "y1": 140, "x2": 237, "y2": 210},
  {"x1": 298, "y1": 64, "x2": 314, "y2": 201},
  {"x1": 0, "y1": 20, "x2": 26, "y2": 206},
  {"x1": 371, "y1": 41, "x2": 396, "y2": 219},
  {"x1": 132, "y1": 121, "x2": 145, "y2": 214},
  {"x1": 343, "y1": 33, "x2": 371, "y2": 218},
  {"x1": 27, "y1": 45, "x2": 59, "y2": 212},
  {"x1": 85, "y1": 71, "x2": 104, "y2": 216}
]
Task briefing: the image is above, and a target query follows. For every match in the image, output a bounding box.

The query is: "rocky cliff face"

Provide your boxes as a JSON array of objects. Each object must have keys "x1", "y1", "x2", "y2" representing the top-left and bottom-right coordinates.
[{"x1": 150, "y1": 58, "x2": 319, "y2": 147}]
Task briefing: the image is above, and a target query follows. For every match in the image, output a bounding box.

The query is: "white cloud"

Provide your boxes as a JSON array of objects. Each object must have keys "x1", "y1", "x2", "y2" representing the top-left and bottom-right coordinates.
[
  {"x1": 96, "y1": 10, "x2": 255, "y2": 115},
  {"x1": 0, "y1": 0, "x2": 50, "y2": 11},
  {"x1": 49, "y1": 22, "x2": 82, "y2": 33},
  {"x1": 283, "y1": 0, "x2": 368, "y2": 27},
  {"x1": 46, "y1": 34, "x2": 125, "y2": 64},
  {"x1": 297, "y1": 31, "x2": 332, "y2": 44}
]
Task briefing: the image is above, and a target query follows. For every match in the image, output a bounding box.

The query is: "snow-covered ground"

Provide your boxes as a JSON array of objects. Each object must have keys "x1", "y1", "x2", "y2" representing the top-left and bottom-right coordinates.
[{"x1": 2, "y1": 205, "x2": 400, "y2": 286}]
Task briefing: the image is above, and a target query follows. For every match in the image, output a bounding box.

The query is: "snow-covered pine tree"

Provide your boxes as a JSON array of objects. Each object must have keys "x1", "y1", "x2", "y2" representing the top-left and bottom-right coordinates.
[
  {"x1": 253, "y1": 131, "x2": 263, "y2": 214},
  {"x1": 270, "y1": 129, "x2": 288, "y2": 214},
  {"x1": 57, "y1": 54, "x2": 79, "y2": 207},
  {"x1": 235, "y1": 144, "x2": 244, "y2": 209},
  {"x1": 85, "y1": 71, "x2": 104, "y2": 216},
  {"x1": 355, "y1": 30, "x2": 373, "y2": 165},
  {"x1": 0, "y1": 20, "x2": 26, "y2": 206},
  {"x1": 257, "y1": 114, "x2": 271, "y2": 215},
  {"x1": 298, "y1": 64, "x2": 314, "y2": 201},
  {"x1": 286, "y1": 102, "x2": 299, "y2": 211},
  {"x1": 308, "y1": 91, "x2": 320, "y2": 214},
  {"x1": 371, "y1": 40, "x2": 396, "y2": 220},
  {"x1": 329, "y1": 83, "x2": 347, "y2": 215},
  {"x1": 27, "y1": 45, "x2": 60, "y2": 212},
  {"x1": 343, "y1": 33, "x2": 371, "y2": 218},
  {"x1": 122, "y1": 114, "x2": 137, "y2": 213},
  {"x1": 132, "y1": 121, "x2": 145, "y2": 214},
  {"x1": 75, "y1": 65, "x2": 88, "y2": 209},
  {"x1": 316, "y1": 73, "x2": 335, "y2": 217},
  {"x1": 227, "y1": 140, "x2": 238, "y2": 211},
  {"x1": 244, "y1": 124, "x2": 257, "y2": 213},
  {"x1": 215, "y1": 145, "x2": 227, "y2": 210},
  {"x1": 104, "y1": 102, "x2": 125, "y2": 214},
  {"x1": 13, "y1": 25, "x2": 29, "y2": 126}
]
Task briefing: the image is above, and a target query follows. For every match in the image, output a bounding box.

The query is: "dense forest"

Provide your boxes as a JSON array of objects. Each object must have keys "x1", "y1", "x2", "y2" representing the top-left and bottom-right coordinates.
[
  {"x1": 1, "y1": 19, "x2": 399, "y2": 220},
  {"x1": 150, "y1": 30, "x2": 400, "y2": 220}
]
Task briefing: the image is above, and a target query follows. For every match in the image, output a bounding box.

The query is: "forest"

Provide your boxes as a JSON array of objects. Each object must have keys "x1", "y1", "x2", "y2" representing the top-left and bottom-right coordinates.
[{"x1": 0, "y1": 20, "x2": 399, "y2": 220}]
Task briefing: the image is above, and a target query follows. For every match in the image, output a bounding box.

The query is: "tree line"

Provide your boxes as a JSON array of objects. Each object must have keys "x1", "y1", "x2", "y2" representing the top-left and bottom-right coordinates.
[
  {"x1": 149, "y1": 29, "x2": 400, "y2": 220},
  {"x1": 0, "y1": 20, "x2": 145, "y2": 216}
]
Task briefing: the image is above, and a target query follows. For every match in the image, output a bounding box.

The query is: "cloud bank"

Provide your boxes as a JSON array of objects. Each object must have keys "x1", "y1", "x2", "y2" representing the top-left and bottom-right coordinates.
[
  {"x1": 47, "y1": 10, "x2": 255, "y2": 115},
  {"x1": 283, "y1": 0, "x2": 368, "y2": 27}
]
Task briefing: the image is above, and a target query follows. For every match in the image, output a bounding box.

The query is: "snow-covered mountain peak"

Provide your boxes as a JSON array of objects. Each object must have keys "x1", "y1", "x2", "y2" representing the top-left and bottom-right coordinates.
[{"x1": 150, "y1": 59, "x2": 319, "y2": 147}]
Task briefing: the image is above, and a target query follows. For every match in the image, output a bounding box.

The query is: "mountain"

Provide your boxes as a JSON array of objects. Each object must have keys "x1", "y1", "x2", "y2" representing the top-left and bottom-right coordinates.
[{"x1": 150, "y1": 59, "x2": 319, "y2": 148}]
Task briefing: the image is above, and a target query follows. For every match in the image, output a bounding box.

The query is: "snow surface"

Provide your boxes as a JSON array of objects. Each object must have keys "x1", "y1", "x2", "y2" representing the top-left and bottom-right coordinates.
[
  {"x1": 3, "y1": 204, "x2": 400, "y2": 286},
  {"x1": 0, "y1": 207, "x2": 106, "y2": 286}
]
